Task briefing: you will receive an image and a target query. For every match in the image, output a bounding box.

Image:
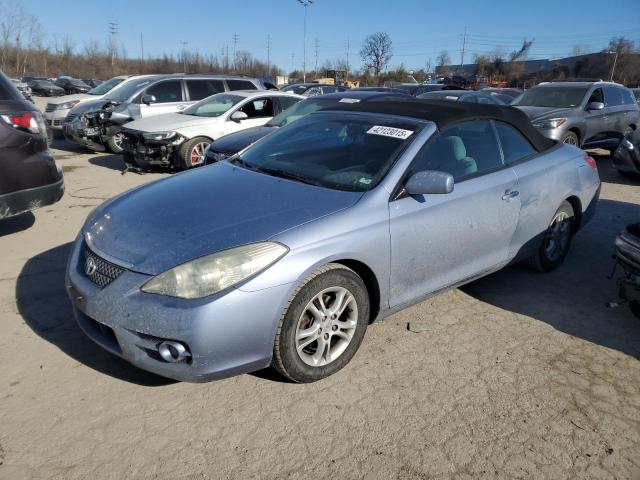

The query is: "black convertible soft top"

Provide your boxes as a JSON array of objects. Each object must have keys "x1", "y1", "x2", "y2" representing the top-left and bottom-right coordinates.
[{"x1": 326, "y1": 99, "x2": 556, "y2": 152}]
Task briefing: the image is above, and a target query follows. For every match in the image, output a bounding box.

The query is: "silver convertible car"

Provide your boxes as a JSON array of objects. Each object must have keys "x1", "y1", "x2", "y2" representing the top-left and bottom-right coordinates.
[{"x1": 66, "y1": 100, "x2": 600, "y2": 383}]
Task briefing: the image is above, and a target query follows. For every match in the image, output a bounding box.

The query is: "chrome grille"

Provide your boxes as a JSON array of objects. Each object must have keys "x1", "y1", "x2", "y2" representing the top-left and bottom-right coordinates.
[
  {"x1": 45, "y1": 103, "x2": 56, "y2": 112},
  {"x1": 82, "y1": 246, "x2": 126, "y2": 289}
]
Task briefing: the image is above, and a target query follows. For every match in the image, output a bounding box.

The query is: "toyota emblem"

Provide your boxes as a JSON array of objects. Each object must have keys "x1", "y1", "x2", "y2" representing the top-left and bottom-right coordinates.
[{"x1": 85, "y1": 257, "x2": 97, "y2": 277}]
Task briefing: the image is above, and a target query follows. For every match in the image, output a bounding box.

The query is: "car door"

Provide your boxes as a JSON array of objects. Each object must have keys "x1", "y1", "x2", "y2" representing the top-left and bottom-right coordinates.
[
  {"x1": 223, "y1": 96, "x2": 276, "y2": 135},
  {"x1": 603, "y1": 85, "x2": 625, "y2": 144},
  {"x1": 138, "y1": 80, "x2": 186, "y2": 118},
  {"x1": 583, "y1": 87, "x2": 612, "y2": 145},
  {"x1": 388, "y1": 120, "x2": 521, "y2": 307}
]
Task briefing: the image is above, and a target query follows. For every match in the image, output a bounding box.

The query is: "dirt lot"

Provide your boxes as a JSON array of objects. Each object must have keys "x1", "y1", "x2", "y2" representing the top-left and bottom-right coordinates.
[{"x1": 0, "y1": 100, "x2": 639, "y2": 479}]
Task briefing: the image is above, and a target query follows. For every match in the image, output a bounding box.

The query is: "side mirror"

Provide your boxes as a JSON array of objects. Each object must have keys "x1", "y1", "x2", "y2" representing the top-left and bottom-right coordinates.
[
  {"x1": 230, "y1": 110, "x2": 248, "y2": 122},
  {"x1": 142, "y1": 94, "x2": 157, "y2": 105},
  {"x1": 586, "y1": 101, "x2": 604, "y2": 111},
  {"x1": 405, "y1": 170, "x2": 454, "y2": 195}
]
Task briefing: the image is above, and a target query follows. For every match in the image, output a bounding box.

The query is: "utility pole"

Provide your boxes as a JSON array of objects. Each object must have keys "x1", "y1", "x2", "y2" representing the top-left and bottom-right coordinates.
[
  {"x1": 108, "y1": 22, "x2": 118, "y2": 69},
  {"x1": 460, "y1": 26, "x2": 467, "y2": 73},
  {"x1": 297, "y1": 0, "x2": 314, "y2": 83},
  {"x1": 267, "y1": 34, "x2": 272, "y2": 77},
  {"x1": 180, "y1": 41, "x2": 188, "y2": 72},
  {"x1": 232, "y1": 32, "x2": 239, "y2": 71},
  {"x1": 345, "y1": 37, "x2": 350, "y2": 82},
  {"x1": 140, "y1": 32, "x2": 144, "y2": 72},
  {"x1": 609, "y1": 50, "x2": 619, "y2": 81},
  {"x1": 291, "y1": 53, "x2": 295, "y2": 74},
  {"x1": 314, "y1": 39, "x2": 319, "y2": 77}
]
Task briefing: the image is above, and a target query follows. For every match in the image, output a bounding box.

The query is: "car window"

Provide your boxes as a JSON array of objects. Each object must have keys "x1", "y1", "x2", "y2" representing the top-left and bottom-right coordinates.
[
  {"x1": 621, "y1": 88, "x2": 636, "y2": 105},
  {"x1": 512, "y1": 86, "x2": 588, "y2": 108},
  {"x1": 183, "y1": 93, "x2": 244, "y2": 117},
  {"x1": 410, "y1": 120, "x2": 503, "y2": 181},
  {"x1": 322, "y1": 86, "x2": 337, "y2": 93},
  {"x1": 493, "y1": 121, "x2": 536, "y2": 164},
  {"x1": 305, "y1": 87, "x2": 322, "y2": 96},
  {"x1": 588, "y1": 88, "x2": 604, "y2": 104},
  {"x1": 145, "y1": 80, "x2": 183, "y2": 103},
  {"x1": 226, "y1": 79, "x2": 257, "y2": 91},
  {"x1": 186, "y1": 79, "x2": 225, "y2": 101},
  {"x1": 604, "y1": 86, "x2": 623, "y2": 107},
  {"x1": 239, "y1": 97, "x2": 275, "y2": 118},
  {"x1": 278, "y1": 96, "x2": 301, "y2": 111}
]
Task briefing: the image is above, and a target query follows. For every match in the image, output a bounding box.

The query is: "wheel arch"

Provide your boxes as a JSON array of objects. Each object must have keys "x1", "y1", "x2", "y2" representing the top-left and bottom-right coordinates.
[
  {"x1": 565, "y1": 195, "x2": 582, "y2": 233},
  {"x1": 332, "y1": 259, "x2": 381, "y2": 324}
]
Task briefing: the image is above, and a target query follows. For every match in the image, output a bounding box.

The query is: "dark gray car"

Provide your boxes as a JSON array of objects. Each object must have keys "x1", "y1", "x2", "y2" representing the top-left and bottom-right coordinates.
[{"x1": 512, "y1": 81, "x2": 639, "y2": 152}]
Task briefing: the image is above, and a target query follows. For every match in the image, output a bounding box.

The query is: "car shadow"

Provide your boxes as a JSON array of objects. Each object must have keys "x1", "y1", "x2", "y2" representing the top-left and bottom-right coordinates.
[
  {"x1": 0, "y1": 211, "x2": 35, "y2": 236},
  {"x1": 463, "y1": 198, "x2": 640, "y2": 359},
  {"x1": 589, "y1": 151, "x2": 640, "y2": 187},
  {"x1": 15, "y1": 242, "x2": 175, "y2": 386},
  {"x1": 88, "y1": 154, "x2": 126, "y2": 171}
]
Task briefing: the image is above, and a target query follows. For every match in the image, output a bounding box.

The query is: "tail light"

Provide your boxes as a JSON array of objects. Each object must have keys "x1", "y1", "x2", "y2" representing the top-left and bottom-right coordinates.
[
  {"x1": 584, "y1": 154, "x2": 597, "y2": 171},
  {"x1": 0, "y1": 111, "x2": 46, "y2": 135}
]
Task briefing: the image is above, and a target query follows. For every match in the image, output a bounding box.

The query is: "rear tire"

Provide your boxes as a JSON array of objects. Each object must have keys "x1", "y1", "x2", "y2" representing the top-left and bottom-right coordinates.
[
  {"x1": 525, "y1": 201, "x2": 575, "y2": 272},
  {"x1": 562, "y1": 131, "x2": 579, "y2": 147},
  {"x1": 178, "y1": 137, "x2": 211, "y2": 170},
  {"x1": 272, "y1": 263, "x2": 369, "y2": 383},
  {"x1": 106, "y1": 133, "x2": 124, "y2": 154}
]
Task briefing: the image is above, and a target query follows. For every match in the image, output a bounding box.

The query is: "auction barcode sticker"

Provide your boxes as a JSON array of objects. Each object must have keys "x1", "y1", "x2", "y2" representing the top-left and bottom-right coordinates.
[{"x1": 366, "y1": 125, "x2": 414, "y2": 140}]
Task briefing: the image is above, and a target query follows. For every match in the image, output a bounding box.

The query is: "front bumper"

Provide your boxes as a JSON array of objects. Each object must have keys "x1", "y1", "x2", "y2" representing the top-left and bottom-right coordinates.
[
  {"x1": 121, "y1": 130, "x2": 184, "y2": 168},
  {"x1": 44, "y1": 108, "x2": 71, "y2": 130},
  {"x1": 0, "y1": 171, "x2": 64, "y2": 219},
  {"x1": 65, "y1": 237, "x2": 294, "y2": 382},
  {"x1": 62, "y1": 118, "x2": 105, "y2": 150},
  {"x1": 612, "y1": 145, "x2": 640, "y2": 174}
]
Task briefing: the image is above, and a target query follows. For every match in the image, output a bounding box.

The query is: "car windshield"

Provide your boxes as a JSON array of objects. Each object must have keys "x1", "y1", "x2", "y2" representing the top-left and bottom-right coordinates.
[
  {"x1": 183, "y1": 93, "x2": 244, "y2": 117},
  {"x1": 88, "y1": 77, "x2": 123, "y2": 95},
  {"x1": 267, "y1": 98, "x2": 329, "y2": 127},
  {"x1": 233, "y1": 112, "x2": 420, "y2": 192},
  {"x1": 511, "y1": 86, "x2": 588, "y2": 108},
  {"x1": 281, "y1": 84, "x2": 310, "y2": 95},
  {"x1": 106, "y1": 78, "x2": 155, "y2": 102}
]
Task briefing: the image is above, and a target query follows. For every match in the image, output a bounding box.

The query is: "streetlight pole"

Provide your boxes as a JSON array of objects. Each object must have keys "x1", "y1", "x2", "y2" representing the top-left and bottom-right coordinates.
[
  {"x1": 609, "y1": 50, "x2": 619, "y2": 82},
  {"x1": 297, "y1": 0, "x2": 314, "y2": 83}
]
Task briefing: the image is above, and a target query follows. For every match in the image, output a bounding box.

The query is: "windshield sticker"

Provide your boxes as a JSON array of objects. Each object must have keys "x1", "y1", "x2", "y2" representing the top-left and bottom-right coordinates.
[
  {"x1": 339, "y1": 98, "x2": 361, "y2": 103},
  {"x1": 358, "y1": 178, "x2": 372, "y2": 185},
  {"x1": 366, "y1": 125, "x2": 414, "y2": 140}
]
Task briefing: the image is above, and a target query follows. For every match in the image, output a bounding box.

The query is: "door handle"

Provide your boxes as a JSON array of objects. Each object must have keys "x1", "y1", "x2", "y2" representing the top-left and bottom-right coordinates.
[{"x1": 502, "y1": 190, "x2": 519, "y2": 201}]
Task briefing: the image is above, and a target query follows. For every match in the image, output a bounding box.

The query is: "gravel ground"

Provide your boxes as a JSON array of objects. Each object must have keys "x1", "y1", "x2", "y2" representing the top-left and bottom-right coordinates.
[{"x1": 0, "y1": 98, "x2": 639, "y2": 479}]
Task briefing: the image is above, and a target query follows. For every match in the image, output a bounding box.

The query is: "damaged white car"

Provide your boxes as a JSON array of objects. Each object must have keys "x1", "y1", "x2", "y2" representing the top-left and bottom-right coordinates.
[{"x1": 120, "y1": 90, "x2": 303, "y2": 170}]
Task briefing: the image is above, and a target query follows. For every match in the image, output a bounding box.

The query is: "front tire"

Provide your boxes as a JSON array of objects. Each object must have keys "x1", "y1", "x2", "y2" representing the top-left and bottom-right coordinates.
[
  {"x1": 178, "y1": 137, "x2": 211, "y2": 170},
  {"x1": 272, "y1": 263, "x2": 370, "y2": 383},
  {"x1": 525, "y1": 201, "x2": 575, "y2": 272},
  {"x1": 562, "y1": 131, "x2": 579, "y2": 147},
  {"x1": 106, "y1": 133, "x2": 124, "y2": 154}
]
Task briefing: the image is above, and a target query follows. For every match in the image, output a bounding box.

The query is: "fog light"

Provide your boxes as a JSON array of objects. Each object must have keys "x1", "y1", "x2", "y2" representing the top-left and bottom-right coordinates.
[{"x1": 158, "y1": 341, "x2": 191, "y2": 363}]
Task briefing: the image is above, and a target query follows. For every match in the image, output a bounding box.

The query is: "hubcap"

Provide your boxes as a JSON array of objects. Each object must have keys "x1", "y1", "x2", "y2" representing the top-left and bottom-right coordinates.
[
  {"x1": 190, "y1": 142, "x2": 209, "y2": 166},
  {"x1": 544, "y1": 211, "x2": 571, "y2": 261},
  {"x1": 295, "y1": 286, "x2": 358, "y2": 367}
]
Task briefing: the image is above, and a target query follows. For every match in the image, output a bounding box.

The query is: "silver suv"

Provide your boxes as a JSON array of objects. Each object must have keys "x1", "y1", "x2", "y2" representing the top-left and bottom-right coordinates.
[
  {"x1": 512, "y1": 81, "x2": 639, "y2": 152},
  {"x1": 63, "y1": 74, "x2": 269, "y2": 153}
]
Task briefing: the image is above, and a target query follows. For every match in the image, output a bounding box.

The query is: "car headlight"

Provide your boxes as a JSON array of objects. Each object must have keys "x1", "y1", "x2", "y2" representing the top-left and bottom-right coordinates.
[
  {"x1": 532, "y1": 118, "x2": 567, "y2": 129},
  {"x1": 142, "y1": 131, "x2": 178, "y2": 141},
  {"x1": 141, "y1": 242, "x2": 288, "y2": 299},
  {"x1": 57, "y1": 100, "x2": 80, "y2": 110}
]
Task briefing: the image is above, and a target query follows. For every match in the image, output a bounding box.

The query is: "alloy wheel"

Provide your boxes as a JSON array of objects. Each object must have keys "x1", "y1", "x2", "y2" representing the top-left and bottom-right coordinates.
[
  {"x1": 295, "y1": 286, "x2": 358, "y2": 367},
  {"x1": 544, "y1": 211, "x2": 572, "y2": 262},
  {"x1": 190, "y1": 142, "x2": 209, "y2": 166},
  {"x1": 563, "y1": 135, "x2": 577, "y2": 146}
]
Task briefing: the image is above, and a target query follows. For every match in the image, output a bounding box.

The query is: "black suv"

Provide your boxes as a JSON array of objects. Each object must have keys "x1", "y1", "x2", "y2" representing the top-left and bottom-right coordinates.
[{"x1": 0, "y1": 71, "x2": 64, "y2": 220}]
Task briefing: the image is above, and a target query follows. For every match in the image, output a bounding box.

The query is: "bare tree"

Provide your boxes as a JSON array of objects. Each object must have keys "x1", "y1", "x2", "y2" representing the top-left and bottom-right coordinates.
[
  {"x1": 436, "y1": 51, "x2": 451, "y2": 67},
  {"x1": 571, "y1": 44, "x2": 590, "y2": 56},
  {"x1": 360, "y1": 32, "x2": 392, "y2": 81},
  {"x1": 509, "y1": 39, "x2": 534, "y2": 62}
]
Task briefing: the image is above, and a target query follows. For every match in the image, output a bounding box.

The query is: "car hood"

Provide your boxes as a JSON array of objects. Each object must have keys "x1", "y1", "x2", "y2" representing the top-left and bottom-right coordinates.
[
  {"x1": 68, "y1": 98, "x2": 115, "y2": 115},
  {"x1": 515, "y1": 106, "x2": 575, "y2": 122},
  {"x1": 84, "y1": 162, "x2": 362, "y2": 275},
  {"x1": 210, "y1": 126, "x2": 275, "y2": 154},
  {"x1": 124, "y1": 113, "x2": 219, "y2": 133},
  {"x1": 47, "y1": 93, "x2": 92, "y2": 105}
]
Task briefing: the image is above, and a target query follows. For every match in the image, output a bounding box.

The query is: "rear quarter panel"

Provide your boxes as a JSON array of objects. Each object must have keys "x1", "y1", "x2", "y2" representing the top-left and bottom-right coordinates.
[{"x1": 509, "y1": 143, "x2": 599, "y2": 259}]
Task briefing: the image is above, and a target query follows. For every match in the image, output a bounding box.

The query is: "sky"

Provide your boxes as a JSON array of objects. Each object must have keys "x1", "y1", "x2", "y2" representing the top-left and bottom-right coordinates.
[{"x1": 18, "y1": 0, "x2": 640, "y2": 73}]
